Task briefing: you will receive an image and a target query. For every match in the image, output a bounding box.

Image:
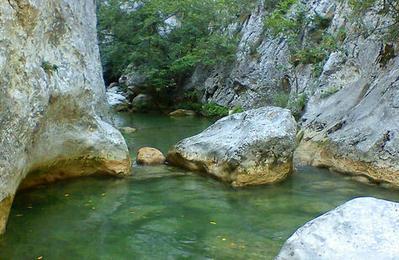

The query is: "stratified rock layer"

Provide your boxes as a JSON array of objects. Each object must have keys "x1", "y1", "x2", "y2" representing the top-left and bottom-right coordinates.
[
  {"x1": 186, "y1": 0, "x2": 399, "y2": 186},
  {"x1": 0, "y1": 0, "x2": 131, "y2": 234},
  {"x1": 277, "y1": 197, "x2": 399, "y2": 260},
  {"x1": 167, "y1": 107, "x2": 297, "y2": 187}
]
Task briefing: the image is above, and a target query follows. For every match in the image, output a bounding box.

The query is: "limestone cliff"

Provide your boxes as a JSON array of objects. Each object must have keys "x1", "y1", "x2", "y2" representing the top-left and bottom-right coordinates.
[
  {"x1": 187, "y1": 0, "x2": 399, "y2": 186},
  {"x1": 0, "y1": 0, "x2": 131, "y2": 234}
]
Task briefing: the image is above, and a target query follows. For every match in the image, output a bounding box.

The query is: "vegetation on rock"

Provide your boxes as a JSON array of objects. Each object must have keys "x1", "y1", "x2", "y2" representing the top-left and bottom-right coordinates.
[{"x1": 98, "y1": 0, "x2": 255, "y2": 106}]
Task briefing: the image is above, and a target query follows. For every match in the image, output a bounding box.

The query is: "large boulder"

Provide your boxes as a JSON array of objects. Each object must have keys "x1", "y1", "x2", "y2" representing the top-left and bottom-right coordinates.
[
  {"x1": 277, "y1": 197, "x2": 399, "y2": 260},
  {"x1": 0, "y1": 0, "x2": 131, "y2": 234},
  {"x1": 167, "y1": 107, "x2": 297, "y2": 187}
]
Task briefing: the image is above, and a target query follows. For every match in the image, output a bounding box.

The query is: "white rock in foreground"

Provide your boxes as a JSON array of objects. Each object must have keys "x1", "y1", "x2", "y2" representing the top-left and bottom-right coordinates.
[
  {"x1": 277, "y1": 197, "x2": 399, "y2": 260},
  {"x1": 167, "y1": 107, "x2": 297, "y2": 187}
]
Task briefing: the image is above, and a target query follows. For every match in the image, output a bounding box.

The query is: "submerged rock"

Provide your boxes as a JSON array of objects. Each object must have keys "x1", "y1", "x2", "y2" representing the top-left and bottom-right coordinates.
[
  {"x1": 169, "y1": 109, "x2": 196, "y2": 117},
  {"x1": 277, "y1": 197, "x2": 399, "y2": 260},
  {"x1": 167, "y1": 107, "x2": 297, "y2": 187},
  {"x1": 137, "y1": 147, "x2": 166, "y2": 166},
  {"x1": 0, "y1": 0, "x2": 131, "y2": 234},
  {"x1": 119, "y1": 127, "x2": 137, "y2": 134}
]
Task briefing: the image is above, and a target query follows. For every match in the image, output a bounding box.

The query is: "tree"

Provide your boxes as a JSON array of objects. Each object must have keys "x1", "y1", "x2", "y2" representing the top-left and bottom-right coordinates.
[{"x1": 97, "y1": 0, "x2": 255, "y2": 105}]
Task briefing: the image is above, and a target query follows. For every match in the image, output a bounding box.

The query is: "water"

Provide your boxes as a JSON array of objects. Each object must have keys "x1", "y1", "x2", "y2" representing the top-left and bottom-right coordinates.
[{"x1": 1, "y1": 113, "x2": 398, "y2": 259}]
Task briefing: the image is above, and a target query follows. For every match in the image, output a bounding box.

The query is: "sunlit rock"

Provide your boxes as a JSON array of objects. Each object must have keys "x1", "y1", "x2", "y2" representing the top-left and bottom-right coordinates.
[
  {"x1": 277, "y1": 197, "x2": 399, "y2": 259},
  {"x1": 137, "y1": 147, "x2": 166, "y2": 166},
  {"x1": 167, "y1": 107, "x2": 297, "y2": 187}
]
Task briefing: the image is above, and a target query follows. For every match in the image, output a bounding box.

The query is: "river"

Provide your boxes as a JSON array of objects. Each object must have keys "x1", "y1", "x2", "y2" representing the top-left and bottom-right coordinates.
[{"x1": 1, "y1": 113, "x2": 398, "y2": 259}]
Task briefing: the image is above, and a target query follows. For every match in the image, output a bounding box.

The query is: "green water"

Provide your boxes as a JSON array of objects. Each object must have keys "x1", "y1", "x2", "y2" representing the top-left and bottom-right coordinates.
[{"x1": 1, "y1": 113, "x2": 399, "y2": 259}]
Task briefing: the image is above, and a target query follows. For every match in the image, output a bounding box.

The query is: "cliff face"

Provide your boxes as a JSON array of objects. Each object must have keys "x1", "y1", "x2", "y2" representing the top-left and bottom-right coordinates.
[
  {"x1": 0, "y1": 0, "x2": 131, "y2": 234},
  {"x1": 188, "y1": 0, "x2": 399, "y2": 186}
]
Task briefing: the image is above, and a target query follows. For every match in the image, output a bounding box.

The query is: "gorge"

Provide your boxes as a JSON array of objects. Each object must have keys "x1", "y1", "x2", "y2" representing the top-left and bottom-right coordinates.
[{"x1": 0, "y1": 0, "x2": 398, "y2": 259}]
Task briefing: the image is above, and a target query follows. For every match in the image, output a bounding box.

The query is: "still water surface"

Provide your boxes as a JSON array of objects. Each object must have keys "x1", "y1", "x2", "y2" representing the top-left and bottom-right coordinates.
[{"x1": 1, "y1": 113, "x2": 398, "y2": 259}]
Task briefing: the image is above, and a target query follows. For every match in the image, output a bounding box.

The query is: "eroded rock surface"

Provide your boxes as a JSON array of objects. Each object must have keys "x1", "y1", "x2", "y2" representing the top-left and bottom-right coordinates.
[
  {"x1": 167, "y1": 107, "x2": 297, "y2": 187},
  {"x1": 277, "y1": 197, "x2": 399, "y2": 260},
  {"x1": 186, "y1": 0, "x2": 399, "y2": 186},
  {"x1": 0, "y1": 0, "x2": 131, "y2": 234}
]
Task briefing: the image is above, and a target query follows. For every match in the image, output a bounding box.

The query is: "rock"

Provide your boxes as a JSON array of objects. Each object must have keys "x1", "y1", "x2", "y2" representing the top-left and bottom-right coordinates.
[
  {"x1": 184, "y1": 0, "x2": 399, "y2": 186},
  {"x1": 276, "y1": 197, "x2": 399, "y2": 259},
  {"x1": 106, "y1": 86, "x2": 129, "y2": 111},
  {"x1": 119, "y1": 68, "x2": 146, "y2": 86},
  {"x1": 137, "y1": 147, "x2": 166, "y2": 166},
  {"x1": 0, "y1": 0, "x2": 131, "y2": 234},
  {"x1": 169, "y1": 109, "x2": 196, "y2": 117},
  {"x1": 167, "y1": 107, "x2": 297, "y2": 187},
  {"x1": 127, "y1": 85, "x2": 141, "y2": 99},
  {"x1": 119, "y1": 127, "x2": 137, "y2": 134},
  {"x1": 131, "y1": 94, "x2": 153, "y2": 111},
  {"x1": 108, "y1": 82, "x2": 119, "y2": 89}
]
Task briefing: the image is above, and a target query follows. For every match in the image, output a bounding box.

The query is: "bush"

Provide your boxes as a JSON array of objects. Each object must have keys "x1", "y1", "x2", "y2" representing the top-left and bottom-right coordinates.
[
  {"x1": 273, "y1": 91, "x2": 290, "y2": 108},
  {"x1": 231, "y1": 106, "x2": 244, "y2": 114},
  {"x1": 288, "y1": 93, "x2": 308, "y2": 118},
  {"x1": 320, "y1": 86, "x2": 340, "y2": 98},
  {"x1": 201, "y1": 103, "x2": 230, "y2": 118}
]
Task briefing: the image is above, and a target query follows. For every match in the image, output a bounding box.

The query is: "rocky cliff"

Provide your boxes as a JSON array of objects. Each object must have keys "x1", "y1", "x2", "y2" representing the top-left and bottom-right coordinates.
[
  {"x1": 186, "y1": 0, "x2": 399, "y2": 186},
  {"x1": 0, "y1": 0, "x2": 131, "y2": 234}
]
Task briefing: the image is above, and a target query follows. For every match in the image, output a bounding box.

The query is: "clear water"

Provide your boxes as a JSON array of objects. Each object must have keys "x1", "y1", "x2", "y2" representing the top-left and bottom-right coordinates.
[{"x1": 1, "y1": 113, "x2": 398, "y2": 259}]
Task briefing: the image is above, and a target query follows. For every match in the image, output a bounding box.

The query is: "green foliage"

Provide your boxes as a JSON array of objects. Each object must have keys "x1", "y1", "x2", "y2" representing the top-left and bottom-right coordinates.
[
  {"x1": 273, "y1": 91, "x2": 290, "y2": 108},
  {"x1": 348, "y1": 0, "x2": 399, "y2": 41},
  {"x1": 312, "y1": 14, "x2": 332, "y2": 30},
  {"x1": 41, "y1": 61, "x2": 58, "y2": 75},
  {"x1": 231, "y1": 106, "x2": 244, "y2": 114},
  {"x1": 264, "y1": 1, "x2": 343, "y2": 70},
  {"x1": 98, "y1": 0, "x2": 251, "y2": 105},
  {"x1": 201, "y1": 103, "x2": 230, "y2": 117},
  {"x1": 348, "y1": 0, "x2": 376, "y2": 12},
  {"x1": 264, "y1": 0, "x2": 302, "y2": 36},
  {"x1": 291, "y1": 33, "x2": 338, "y2": 66},
  {"x1": 273, "y1": 91, "x2": 307, "y2": 118},
  {"x1": 288, "y1": 93, "x2": 308, "y2": 118},
  {"x1": 336, "y1": 27, "x2": 347, "y2": 42},
  {"x1": 320, "y1": 86, "x2": 340, "y2": 98}
]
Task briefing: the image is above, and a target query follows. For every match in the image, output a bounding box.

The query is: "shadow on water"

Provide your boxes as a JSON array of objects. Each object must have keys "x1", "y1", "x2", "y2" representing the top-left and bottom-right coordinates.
[{"x1": 1, "y1": 113, "x2": 398, "y2": 259}]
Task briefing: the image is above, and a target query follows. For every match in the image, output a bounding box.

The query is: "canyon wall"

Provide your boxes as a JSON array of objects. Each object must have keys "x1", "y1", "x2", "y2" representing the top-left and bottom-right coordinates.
[
  {"x1": 187, "y1": 0, "x2": 399, "y2": 186},
  {"x1": 0, "y1": 0, "x2": 131, "y2": 234}
]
